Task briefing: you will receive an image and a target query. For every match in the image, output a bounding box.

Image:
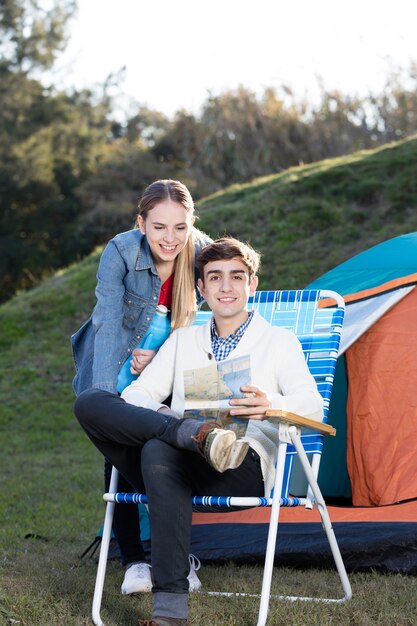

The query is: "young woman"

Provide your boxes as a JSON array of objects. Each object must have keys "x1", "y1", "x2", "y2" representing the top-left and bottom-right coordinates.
[{"x1": 71, "y1": 179, "x2": 211, "y2": 595}]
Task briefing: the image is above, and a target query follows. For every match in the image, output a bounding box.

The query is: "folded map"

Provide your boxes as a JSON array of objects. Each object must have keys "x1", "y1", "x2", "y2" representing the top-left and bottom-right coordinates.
[{"x1": 183, "y1": 354, "x2": 251, "y2": 438}]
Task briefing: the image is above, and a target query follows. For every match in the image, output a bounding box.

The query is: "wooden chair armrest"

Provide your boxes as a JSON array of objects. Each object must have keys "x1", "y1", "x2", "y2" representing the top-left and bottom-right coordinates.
[{"x1": 265, "y1": 409, "x2": 336, "y2": 436}]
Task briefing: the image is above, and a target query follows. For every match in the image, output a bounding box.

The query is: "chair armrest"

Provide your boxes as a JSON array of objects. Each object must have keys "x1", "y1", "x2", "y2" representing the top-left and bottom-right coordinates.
[{"x1": 265, "y1": 409, "x2": 336, "y2": 436}]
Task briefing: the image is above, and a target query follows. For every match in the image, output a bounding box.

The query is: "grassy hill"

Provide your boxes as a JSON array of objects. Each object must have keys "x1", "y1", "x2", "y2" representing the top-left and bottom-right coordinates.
[
  {"x1": 1, "y1": 136, "x2": 417, "y2": 625},
  {"x1": 197, "y1": 134, "x2": 417, "y2": 288}
]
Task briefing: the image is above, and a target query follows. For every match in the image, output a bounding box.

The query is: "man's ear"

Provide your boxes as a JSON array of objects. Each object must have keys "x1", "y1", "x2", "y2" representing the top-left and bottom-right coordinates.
[
  {"x1": 137, "y1": 215, "x2": 146, "y2": 234},
  {"x1": 197, "y1": 277, "x2": 205, "y2": 298},
  {"x1": 249, "y1": 275, "x2": 258, "y2": 296}
]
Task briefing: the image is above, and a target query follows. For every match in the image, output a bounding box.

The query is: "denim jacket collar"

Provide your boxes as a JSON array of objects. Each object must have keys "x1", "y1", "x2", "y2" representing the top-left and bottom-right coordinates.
[{"x1": 135, "y1": 233, "x2": 158, "y2": 275}]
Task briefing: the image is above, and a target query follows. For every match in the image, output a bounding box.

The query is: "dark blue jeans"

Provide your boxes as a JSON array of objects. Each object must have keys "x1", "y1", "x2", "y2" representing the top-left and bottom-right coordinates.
[{"x1": 74, "y1": 389, "x2": 264, "y2": 595}]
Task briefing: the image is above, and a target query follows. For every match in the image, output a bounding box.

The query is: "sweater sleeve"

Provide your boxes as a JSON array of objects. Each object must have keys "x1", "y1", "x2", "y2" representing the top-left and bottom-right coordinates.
[{"x1": 121, "y1": 330, "x2": 178, "y2": 411}]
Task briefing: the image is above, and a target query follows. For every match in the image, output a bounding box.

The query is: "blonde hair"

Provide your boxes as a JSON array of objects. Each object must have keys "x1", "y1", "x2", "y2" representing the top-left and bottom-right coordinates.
[{"x1": 138, "y1": 179, "x2": 198, "y2": 330}]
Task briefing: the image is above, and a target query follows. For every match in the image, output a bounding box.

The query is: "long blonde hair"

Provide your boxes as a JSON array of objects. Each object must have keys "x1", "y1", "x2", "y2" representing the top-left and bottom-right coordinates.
[{"x1": 138, "y1": 179, "x2": 198, "y2": 330}]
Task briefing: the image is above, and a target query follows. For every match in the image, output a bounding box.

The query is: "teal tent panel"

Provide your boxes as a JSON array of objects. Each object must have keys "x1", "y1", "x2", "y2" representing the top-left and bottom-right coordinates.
[
  {"x1": 306, "y1": 232, "x2": 417, "y2": 296},
  {"x1": 318, "y1": 356, "x2": 351, "y2": 498}
]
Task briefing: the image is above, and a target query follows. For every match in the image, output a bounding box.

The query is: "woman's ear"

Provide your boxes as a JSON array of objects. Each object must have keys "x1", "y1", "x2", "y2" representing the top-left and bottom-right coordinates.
[{"x1": 137, "y1": 215, "x2": 146, "y2": 234}]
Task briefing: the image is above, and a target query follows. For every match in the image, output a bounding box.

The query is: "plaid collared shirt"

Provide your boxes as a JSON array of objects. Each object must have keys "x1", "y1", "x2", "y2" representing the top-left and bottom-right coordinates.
[{"x1": 210, "y1": 311, "x2": 254, "y2": 362}]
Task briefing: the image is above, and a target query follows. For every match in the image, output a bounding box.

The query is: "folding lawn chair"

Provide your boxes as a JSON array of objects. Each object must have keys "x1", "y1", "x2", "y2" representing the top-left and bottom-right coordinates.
[{"x1": 92, "y1": 289, "x2": 351, "y2": 626}]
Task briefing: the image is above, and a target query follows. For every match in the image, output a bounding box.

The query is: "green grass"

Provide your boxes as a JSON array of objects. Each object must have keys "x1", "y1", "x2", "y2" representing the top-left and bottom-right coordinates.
[
  {"x1": 2, "y1": 552, "x2": 417, "y2": 625},
  {"x1": 2, "y1": 137, "x2": 417, "y2": 625}
]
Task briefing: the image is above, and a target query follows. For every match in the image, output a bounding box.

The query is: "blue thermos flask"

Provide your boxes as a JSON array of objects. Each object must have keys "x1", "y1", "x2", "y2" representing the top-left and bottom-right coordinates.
[{"x1": 116, "y1": 304, "x2": 170, "y2": 393}]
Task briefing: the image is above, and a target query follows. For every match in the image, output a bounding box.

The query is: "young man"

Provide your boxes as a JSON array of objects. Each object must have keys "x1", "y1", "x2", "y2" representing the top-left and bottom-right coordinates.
[{"x1": 75, "y1": 238, "x2": 323, "y2": 626}]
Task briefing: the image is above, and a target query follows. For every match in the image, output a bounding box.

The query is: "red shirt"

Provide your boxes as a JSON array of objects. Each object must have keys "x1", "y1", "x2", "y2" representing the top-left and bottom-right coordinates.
[{"x1": 158, "y1": 273, "x2": 174, "y2": 309}]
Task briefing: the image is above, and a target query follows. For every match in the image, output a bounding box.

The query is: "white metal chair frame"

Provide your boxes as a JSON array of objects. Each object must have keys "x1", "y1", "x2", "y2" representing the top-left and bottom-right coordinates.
[{"x1": 91, "y1": 290, "x2": 352, "y2": 626}]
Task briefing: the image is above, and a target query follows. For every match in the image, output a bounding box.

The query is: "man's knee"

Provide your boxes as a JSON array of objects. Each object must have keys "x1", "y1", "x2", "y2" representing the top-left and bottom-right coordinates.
[
  {"x1": 141, "y1": 440, "x2": 181, "y2": 477},
  {"x1": 141, "y1": 438, "x2": 171, "y2": 463},
  {"x1": 141, "y1": 441, "x2": 191, "y2": 507}
]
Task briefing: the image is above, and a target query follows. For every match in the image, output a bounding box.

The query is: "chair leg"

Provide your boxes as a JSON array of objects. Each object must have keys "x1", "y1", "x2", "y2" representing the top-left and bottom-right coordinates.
[
  {"x1": 289, "y1": 428, "x2": 352, "y2": 602},
  {"x1": 305, "y1": 453, "x2": 321, "y2": 510},
  {"x1": 92, "y1": 466, "x2": 119, "y2": 626},
  {"x1": 256, "y1": 439, "x2": 288, "y2": 626}
]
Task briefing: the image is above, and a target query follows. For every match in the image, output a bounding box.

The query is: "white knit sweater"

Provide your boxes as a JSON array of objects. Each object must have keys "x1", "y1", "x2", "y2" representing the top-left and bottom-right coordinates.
[{"x1": 122, "y1": 311, "x2": 323, "y2": 496}]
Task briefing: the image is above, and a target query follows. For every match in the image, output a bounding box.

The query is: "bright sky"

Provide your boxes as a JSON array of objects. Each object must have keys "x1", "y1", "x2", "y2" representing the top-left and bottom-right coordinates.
[{"x1": 55, "y1": 0, "x2": 417, "y2": 119}]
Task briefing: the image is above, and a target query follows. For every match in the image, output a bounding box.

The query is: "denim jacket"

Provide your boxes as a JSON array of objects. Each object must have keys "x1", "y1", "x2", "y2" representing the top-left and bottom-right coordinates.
[{"x1": 71, "y1": 228, "x2": 210, "y2": 395}]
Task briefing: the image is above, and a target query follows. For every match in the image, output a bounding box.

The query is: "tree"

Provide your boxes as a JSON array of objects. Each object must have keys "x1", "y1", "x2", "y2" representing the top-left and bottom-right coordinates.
[
  {"x1": 0, "y1": 1, "x2": 114, "y2": 302},
  {"x1": 308, "y1": 89, "x2": 374, "y2": 159},
  {"x1": 367, "y1": 63, "x2": 417, "y2": 143},
  {"x1": 73, "y1": 138, "x2": 178, "y2": 256},
  {"x1": 125, "y1": 105, "x2": 171, "y2": 147},
  {"x1": 0, "y1": 0, "x2": 76, "y2": 72}
]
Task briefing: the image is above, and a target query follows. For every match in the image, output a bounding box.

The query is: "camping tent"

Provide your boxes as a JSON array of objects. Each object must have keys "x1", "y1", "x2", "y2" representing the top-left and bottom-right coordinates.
[
  {"x1": 190, "y1": 233, "x2": 417, "y2": 573},
  {"x1": 307, "y1": 231, "x2": 417, "y2": 507}
]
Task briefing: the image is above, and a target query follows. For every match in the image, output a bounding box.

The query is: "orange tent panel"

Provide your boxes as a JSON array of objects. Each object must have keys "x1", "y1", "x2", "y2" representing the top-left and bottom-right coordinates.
[{"x1": 346, "y1": 288, "x2": 417, "y2": 506}]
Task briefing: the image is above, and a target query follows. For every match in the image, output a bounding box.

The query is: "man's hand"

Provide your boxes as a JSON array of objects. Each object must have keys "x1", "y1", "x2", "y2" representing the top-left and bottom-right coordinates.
[
  {"x1": 229, "y1": 385, "x2": 271, "y2": 420},
  {"x1": 130, "y1": 349, "x2": 157, "y2": 374}
]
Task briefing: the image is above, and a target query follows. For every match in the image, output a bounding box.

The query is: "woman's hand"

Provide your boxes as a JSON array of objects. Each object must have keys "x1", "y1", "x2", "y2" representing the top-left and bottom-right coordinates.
[
  {"x1": 229, "y1": 385, "x2": 271, "y2": 420},
  {"x1": 130, "y1": 349, "x2": 157, "y2": 374}
]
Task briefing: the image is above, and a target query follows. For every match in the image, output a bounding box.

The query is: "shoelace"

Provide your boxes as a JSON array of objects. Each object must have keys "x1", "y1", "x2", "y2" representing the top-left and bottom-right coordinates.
[
  {"x1": 188, "y1": 553, "x2": 201, "y2": 572},
  {"x1": 191, "y1": 421, "x2": 221, "y2": 454},
  {"x1": 132, "y1": 563, "x2": 152, "y2": 577}
]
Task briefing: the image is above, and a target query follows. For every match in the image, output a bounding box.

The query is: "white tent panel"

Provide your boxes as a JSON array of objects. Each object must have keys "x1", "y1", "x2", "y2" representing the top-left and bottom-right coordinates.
[{"x1": 339, "y1": 286, "x2": 415, "y2": 355}]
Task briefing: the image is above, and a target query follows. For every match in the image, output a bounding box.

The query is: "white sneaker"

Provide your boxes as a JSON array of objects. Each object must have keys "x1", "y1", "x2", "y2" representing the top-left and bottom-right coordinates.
[
  {"x1": 188, "y1": 554, "x2": 202, "y2": 592},
  {"x1": 121, "y1": 562, "x2": 152, "y2": 594},
  {"x1": 195, "y1": 422, "x2": 249, "y2": 473},
  {"x1": 121, "y1": 556, "x2": 202, "y2": 595},
  {"x1": 206, "y1": 430, "x2": 249, "y2": 472}
]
